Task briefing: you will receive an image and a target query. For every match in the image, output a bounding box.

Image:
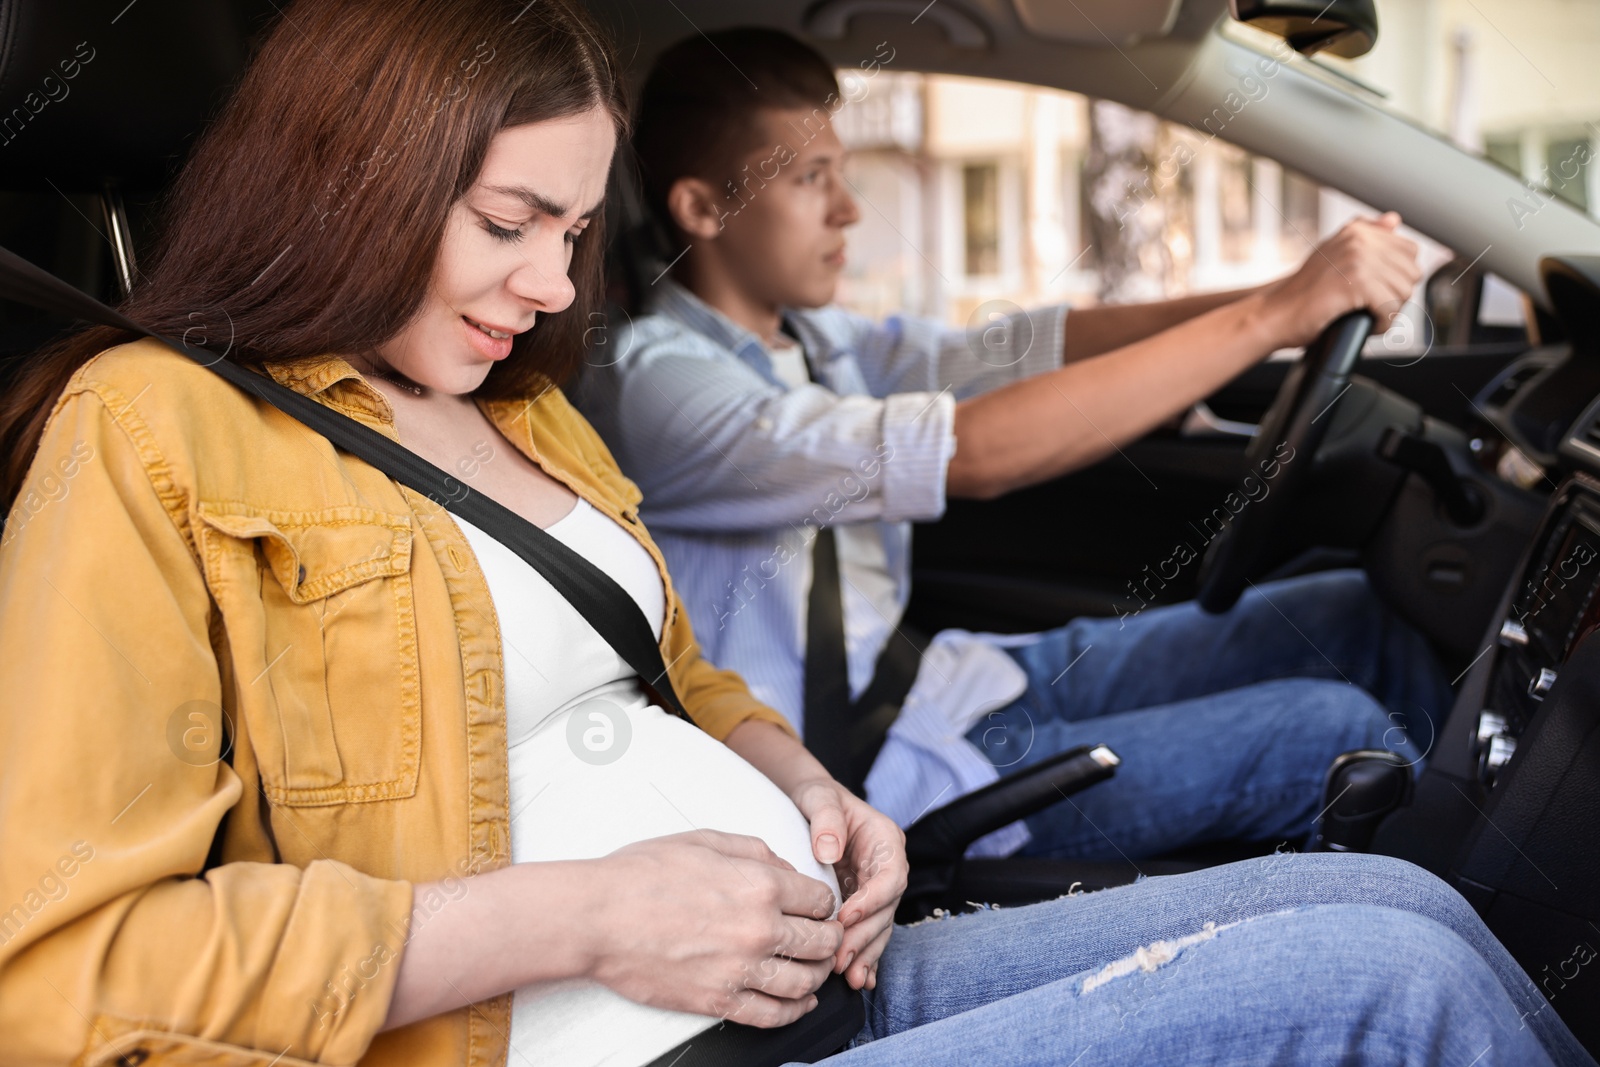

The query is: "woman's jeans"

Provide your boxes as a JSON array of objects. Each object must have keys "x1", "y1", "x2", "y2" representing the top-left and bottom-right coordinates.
[
  {"x1": 819, "y1": 853, "x2": 1593, "y2": 1067},
  {"x1": 965, "y1": 570, "x2": 1455, "y2": 860}
]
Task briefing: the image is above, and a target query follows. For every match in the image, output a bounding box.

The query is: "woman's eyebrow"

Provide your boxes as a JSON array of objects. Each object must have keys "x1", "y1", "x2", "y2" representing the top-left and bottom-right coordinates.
[{"x1": 482, "y1": 184, "x2": 605, "y2": 220}]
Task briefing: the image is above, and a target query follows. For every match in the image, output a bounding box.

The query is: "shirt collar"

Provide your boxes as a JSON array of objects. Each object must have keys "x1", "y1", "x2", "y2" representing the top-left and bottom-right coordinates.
[
  {"x1": 648, "y1": 278, "x2": 771, "y2": 359},
  {"x1": 264, "y1": 355, "x2": 396, "y2": 424},
  {"x1": 261, "y1": 354, "x2": 561, "y2": 461},
  {"x1": 648, "y1": 276, "x2": 821, "y2": 383}
]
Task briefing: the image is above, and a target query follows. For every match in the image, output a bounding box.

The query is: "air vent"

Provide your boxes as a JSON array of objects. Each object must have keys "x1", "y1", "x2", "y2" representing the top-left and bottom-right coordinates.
[
  {"x1": 1559, "y1": 399, "x2": 1600, "y2": 466},
  {"x1": 1583, "y1": 415, "x2": 1600, "y2": 451},
  {"x1": 1487, "y1": 365, "x2": 1542, "y2": 408}
]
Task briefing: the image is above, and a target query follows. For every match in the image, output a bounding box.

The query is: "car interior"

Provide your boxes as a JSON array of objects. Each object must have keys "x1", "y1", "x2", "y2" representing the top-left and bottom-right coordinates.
[{"x1": 3, "y1": 0, "x2": 1600, "y2": 1059}]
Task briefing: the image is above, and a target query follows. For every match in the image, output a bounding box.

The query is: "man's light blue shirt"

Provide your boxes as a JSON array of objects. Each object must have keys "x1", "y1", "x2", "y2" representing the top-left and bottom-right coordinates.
[{"x1": 577, "y1": 280, "x2": 1068, "y2": 854}]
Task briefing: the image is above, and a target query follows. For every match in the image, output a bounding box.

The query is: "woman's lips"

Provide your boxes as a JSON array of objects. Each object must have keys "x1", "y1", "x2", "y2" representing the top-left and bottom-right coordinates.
[{"x1": 461, "y1": 315, "x2": 515, "y2": 361}]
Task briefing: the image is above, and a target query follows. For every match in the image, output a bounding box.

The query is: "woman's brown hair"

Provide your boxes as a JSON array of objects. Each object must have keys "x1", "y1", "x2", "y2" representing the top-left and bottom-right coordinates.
[{"x1": 0, "y1": 0, "x2": 626, "y2": 515}]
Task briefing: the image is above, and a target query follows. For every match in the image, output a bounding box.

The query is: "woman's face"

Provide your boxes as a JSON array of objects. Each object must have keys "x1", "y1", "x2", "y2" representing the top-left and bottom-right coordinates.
[{"x1": 373, "y1": 107, "x2": 617, "y2": 394}]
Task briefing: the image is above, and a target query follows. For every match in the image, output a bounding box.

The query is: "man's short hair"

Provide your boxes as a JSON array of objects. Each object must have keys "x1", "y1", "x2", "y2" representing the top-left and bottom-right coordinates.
[{"x1": 633, "y1": 28, "x2": 840, "y2": 238}]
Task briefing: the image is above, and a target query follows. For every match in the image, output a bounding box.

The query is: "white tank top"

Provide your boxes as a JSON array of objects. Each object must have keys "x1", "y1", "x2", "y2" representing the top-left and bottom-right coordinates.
[{"x1": 450, "y1": 500, "x2": 839, "y2": 1067}]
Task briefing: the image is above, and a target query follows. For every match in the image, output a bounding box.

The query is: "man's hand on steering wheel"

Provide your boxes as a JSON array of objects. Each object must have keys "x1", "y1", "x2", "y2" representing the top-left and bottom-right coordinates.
[
  {"x1": 1262, "y1": 212, "x2": 1423, "y2": 348},
  {"x1": 1195, "y1": 211, "x2": 1423, "y2": 614}
]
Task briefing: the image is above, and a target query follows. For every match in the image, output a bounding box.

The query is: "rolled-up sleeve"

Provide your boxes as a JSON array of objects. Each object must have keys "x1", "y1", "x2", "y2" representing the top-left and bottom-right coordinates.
[
  {"x1": 0, "y1": 388, "x2": 412, "y2": 1067},
  {"x1": 878, "y1": 389, "x2": 957, "y2": 524}
]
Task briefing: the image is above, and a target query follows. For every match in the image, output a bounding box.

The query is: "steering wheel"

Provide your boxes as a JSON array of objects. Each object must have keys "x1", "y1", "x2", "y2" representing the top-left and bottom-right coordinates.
[{"x1": 1196, "y1": 311, "x2": 1375, "y2": 614}]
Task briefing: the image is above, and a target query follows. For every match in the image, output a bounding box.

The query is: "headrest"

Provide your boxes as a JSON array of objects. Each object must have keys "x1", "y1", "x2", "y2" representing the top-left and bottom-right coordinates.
[{"x1": 0, "y1": 0, "x2": 278, "y2": 191}]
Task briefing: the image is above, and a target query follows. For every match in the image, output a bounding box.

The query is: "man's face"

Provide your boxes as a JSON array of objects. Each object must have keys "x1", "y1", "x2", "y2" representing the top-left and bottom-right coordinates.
[{"x1": 709, "y1": 107, "x2": 861, "y2": 310}]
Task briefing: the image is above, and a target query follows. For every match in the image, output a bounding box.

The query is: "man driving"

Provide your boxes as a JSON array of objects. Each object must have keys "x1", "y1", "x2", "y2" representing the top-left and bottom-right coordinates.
[{"x1": 579, "y1": 28, "x2": 1453, "y2": 860}]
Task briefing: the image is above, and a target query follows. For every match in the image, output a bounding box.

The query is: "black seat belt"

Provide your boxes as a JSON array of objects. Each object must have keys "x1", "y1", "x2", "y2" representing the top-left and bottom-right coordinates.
[
  {"x1": 0, "y1": 243, "x2": 866, "y2": 1066},
  {"x1": 797, "y1": 340, "x2": 928, "y2": 798},
  {"x1": 802, "y1": 526, "x2": 854, "y2": 779},
  {"x1": 805, "y1": 526, "x2": 929, "y2": 797}
]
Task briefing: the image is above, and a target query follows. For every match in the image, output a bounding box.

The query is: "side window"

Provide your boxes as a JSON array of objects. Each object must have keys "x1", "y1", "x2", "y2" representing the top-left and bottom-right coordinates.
[{"x1": 833, "y1": 71, "x2": 1529, "y2": 359}]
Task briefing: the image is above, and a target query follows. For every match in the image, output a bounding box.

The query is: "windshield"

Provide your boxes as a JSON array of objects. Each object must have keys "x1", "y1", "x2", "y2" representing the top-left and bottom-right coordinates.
[
  {"x1": 832, "y1": 69, "x2": 1465, "y2": 355},
  {"x1": 1296, "y1": 0, "x2": 1598, "y2": 221}
]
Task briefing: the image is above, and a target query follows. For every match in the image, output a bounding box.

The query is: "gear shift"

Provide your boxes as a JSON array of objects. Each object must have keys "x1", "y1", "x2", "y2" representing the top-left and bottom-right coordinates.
[{"x1": 1311, "y1": 750, "x2": 1413, "y2": 852}]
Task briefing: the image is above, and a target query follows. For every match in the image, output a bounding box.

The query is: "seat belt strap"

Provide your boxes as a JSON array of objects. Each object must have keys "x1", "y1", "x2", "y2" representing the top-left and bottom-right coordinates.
[
  {"x1": 803, "y1": 524, "x2": 856, "y2": 784},
  {"x1": 797, "y1": 337, "x2": 928, "y2": 797}
]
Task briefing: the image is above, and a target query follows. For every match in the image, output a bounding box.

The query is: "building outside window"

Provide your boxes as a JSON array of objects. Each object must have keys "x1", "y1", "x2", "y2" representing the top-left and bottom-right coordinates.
[
  {"x1": 962, "y1": 162, "x2": 1001, "y2": 276},
  {"x1": 831, "y1": 0, "x2": 1597, "y2": 351}
]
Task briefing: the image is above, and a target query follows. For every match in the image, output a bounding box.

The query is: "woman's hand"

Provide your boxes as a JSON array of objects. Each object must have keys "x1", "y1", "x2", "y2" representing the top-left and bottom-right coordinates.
[
  {"x1": 718, "y1": 719, "x2": 909, "y2": 990},
  {"x1": 584, "y1": 830, "x2": 844, "y2": 1028},
  {"x1": 788, "y1": 777, "x2": 909, "y2": 992},
  {"x1": 1261, "y1": 211, "x2": 1422, "y2": 349}
]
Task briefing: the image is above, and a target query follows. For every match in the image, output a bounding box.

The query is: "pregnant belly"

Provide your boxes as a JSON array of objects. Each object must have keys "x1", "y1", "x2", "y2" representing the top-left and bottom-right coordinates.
[{"x1": 505, "y1": 696, "x2": 839, "y2": 1067}]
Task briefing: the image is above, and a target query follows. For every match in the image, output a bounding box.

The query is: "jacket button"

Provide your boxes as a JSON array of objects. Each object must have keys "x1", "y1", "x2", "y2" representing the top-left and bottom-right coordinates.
[
  {"x1": 115, "y1": 1050, "x2": 150, "y2": 1067},
  {"x1": 297, "y1": 565, "x2": 307, "y2": 585}
]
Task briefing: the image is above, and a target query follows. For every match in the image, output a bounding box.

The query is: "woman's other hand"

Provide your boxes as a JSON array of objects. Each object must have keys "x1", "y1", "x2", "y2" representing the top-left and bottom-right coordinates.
[
  {"x1": 585, "y1": 830, "x2": 843, "y2": 1027},
  {"x1": 789, "y1": 778, "x2": 908, "y2": 992}
]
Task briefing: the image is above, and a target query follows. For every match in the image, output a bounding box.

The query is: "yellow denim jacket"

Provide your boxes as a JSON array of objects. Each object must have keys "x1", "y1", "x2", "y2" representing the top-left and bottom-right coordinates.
[{"x1": 0, "y1": 338, "x2": 794, "y2": 1067}]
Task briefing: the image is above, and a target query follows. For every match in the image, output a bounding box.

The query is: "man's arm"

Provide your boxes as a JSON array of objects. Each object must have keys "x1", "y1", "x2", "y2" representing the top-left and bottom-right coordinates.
[
  {"x1": 1060, "y1": 286, "x2": 1265, "y2": 364},
  {"x1": 948, "y1": 292, "x2": 1278, "y2": 499},
  {"x1": 948, "y1": 213, "x2": 1421, "y2": 499}
]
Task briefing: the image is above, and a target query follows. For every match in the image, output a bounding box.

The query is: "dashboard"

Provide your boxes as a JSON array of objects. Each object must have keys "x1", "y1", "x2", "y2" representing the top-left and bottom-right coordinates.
[
  {"x1": 1475, "y1": 476, "x2": 1600, "y2": 784},
  {"x1": 1454, "y1": 256, "x2": 1600, "y2": 788},
  {"x1": 1362, "y1": 255, "x2": 1600, "y2": 1054},
  {"x1": 1476, "y1": 256, "x2": 1600, "y2": 474}
]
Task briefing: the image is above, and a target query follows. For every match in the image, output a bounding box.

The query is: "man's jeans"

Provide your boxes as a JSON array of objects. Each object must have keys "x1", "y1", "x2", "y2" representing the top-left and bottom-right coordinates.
[
  {"x1": 819, "y1": 853, "x2": 1593, "y2": 1066},
  {"x1": 965, "y1": 570, "x2": 1455, "y2": 860}
]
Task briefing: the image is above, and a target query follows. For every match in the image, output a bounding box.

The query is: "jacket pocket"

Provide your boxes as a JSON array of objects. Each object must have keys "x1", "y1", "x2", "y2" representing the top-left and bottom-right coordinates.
[
  {"x1": 80, "y1": 1024, "x2": 334, "y2": 1067},
  {"x1": 196, "y1": 502, "x2": 420, "y2": 806}
]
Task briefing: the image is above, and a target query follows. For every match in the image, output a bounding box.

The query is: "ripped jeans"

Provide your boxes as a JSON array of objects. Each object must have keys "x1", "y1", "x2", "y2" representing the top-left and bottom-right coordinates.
[
  {"x1": 967, "y1": 570, "x2": 1456, "y2": 859},
  {"x1": 816, "y1": 853, "x2": 1594, "y2": 1067}
]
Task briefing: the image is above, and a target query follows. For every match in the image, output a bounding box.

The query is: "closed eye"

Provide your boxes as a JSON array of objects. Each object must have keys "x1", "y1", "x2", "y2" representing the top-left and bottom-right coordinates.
[{"x1": 481, "y1": 216, "x2": 524, "y2": 244}]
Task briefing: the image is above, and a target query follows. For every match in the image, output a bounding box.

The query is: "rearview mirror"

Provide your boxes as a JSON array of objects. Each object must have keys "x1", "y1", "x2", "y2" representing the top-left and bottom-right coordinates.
[{"x1": 1228, "y1": 0, "x2": 1378, "y2": 58}]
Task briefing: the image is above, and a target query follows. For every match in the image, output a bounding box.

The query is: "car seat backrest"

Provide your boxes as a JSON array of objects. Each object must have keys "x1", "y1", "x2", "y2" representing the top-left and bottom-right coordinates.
[
  {"x1": 0, "y1": 0, "x2": 278, "y2": 192},
  {"x1": 604, "y1": 140, "x2": 675, "y2": 318},
  {"x1": 0, "y1": 0, "x2": 278, "y2": 371}
]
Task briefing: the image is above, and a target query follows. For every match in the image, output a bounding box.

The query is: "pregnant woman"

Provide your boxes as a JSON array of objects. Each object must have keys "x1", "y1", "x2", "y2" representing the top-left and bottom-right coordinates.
[{"x1": 0, "y1": 2, "x2": 1589, "y2": 1065}]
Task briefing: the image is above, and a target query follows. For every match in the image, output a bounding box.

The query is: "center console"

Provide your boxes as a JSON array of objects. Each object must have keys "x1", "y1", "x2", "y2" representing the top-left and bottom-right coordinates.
[
  {"x1": 1476, "y1": 477, "x2": 1600, "y2": 779},
  {"x1": 1373, "y1": 473, "x2": 1600, "y2": 1050}
]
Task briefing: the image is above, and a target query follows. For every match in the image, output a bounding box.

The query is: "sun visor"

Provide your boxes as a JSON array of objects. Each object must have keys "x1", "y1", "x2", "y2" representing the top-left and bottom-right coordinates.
[{"x1": 1011, "y1": 0, "x2": 1183, "y2": 46}]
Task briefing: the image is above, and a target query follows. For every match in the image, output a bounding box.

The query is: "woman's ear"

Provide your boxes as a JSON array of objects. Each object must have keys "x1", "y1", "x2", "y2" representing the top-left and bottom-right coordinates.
[{"x1": 667, "y1": 176, "x2": 729, "y2": 242}]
